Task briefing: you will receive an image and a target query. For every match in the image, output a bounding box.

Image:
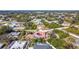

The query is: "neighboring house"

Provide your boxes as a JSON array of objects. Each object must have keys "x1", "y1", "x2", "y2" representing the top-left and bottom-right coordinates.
[
  {"x1": 33, "y1": 30, "x2": 46, "y2": 38},
  {"x1": 8, "y1": 41, "x2": 27, "y2": 49},
  {"x1": 0, "y1": 20, "x2": 9, "y2": 26},
  {"x1": 37, "y1": 24, "x2": 45, "y2": 30},
  {"x1": 32, "y1": 19, "x2": 42, "y2": 25},
  {"x1": 9, "y1": 21, "x2": 24, "y2": 27},
  {"x1": 0, "y1": 15, "x2": 7, "y2": 20},
  {"x1": 9, "y1": 21, "x2": 25, "y2": 31},
  {"x1": 8, "y1": 32, "x2": 20, "y2": 38},
  {"x1": 61, "y1": 21, "x2": 70, "y2": 27},
  {"x1": 30, "y1": 16, "x2": 36, "y2": 19},
  {"x1": 33, "y1": 43, "x2": 52, "y2": 49}
]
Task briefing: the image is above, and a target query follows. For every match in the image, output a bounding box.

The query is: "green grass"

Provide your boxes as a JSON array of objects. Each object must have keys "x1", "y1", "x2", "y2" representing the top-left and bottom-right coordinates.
[
  {"x1": 75, "y1": 21, "x2": 79, "y2": 25},
  {"x1": 48, "y1": 23, "x2": 62, "y2": 28},
  {"x1": 54, "y1": 29, "x2": 69, "y2": 39},
  {"x1": 25, "y1": 22, "x2": 37, "y2": 30},
  {"x1": 47, "y1": 37, "x2": 77, "y2": 49},
  {"x1": 65, "y1": 19, "x2": 72, "y2": 23},
  {"x1": 65, "y1": 27, "x2": 79, "y2": 35},
  {"x1": 47, "y1": 17, "x2": 58, "y2": 21},
  {"x1": 48, "y1": 38, "x2": 68, "y2": 48}
]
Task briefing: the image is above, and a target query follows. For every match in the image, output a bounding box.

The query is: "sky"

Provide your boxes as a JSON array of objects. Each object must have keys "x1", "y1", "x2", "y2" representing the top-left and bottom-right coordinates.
[{"x1": 0, "y1": 0, "x2": 79, "y2": 10}]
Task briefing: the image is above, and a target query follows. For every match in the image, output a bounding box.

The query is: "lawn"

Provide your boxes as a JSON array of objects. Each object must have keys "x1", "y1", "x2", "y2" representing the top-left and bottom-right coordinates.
[
  {"x1": 47, "y1": 37, "x2": 77, "y2": 49},
  {"x1": 46, "y1": 17, "x2": 58, "y2": 21},
  {"x1": 54, "y1": 29, "x2": 69, "y2": 39},
  {"x1": 48, "y1": 23, "x2": 62, "y2": 28},
  {"x1": 65, "y1": 27, "x2": 79, "y2": 35},
  {"x1": 48, "y1": 38, "x2": 68, "y2": 49}
]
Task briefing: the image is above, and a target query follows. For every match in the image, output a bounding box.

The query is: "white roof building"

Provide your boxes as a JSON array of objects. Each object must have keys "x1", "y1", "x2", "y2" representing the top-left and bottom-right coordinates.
[
  {"x1": 32, "y1": 19, "x2": 42, "y2": 25},
  {"x1": 9, "y1": 21, "x2": 25, "y2": 31},
  {"x1": 9, "y1": 41, "x2": 27, "y2": 49},
  {"x1": 9, "y1": 32, "x2": 20, "y2": 38}
]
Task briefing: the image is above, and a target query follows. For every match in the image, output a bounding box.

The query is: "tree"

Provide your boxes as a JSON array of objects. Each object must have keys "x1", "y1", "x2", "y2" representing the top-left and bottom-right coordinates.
[
  {"x1": 33, "y1": 38, "x2": 46, "y2": 43},
  {"x1": 0, "y1": 26, "x2": 9, "y2": 35},
  {"x1": 25, "y1": 22, "x2": 37, "y2": 30}
]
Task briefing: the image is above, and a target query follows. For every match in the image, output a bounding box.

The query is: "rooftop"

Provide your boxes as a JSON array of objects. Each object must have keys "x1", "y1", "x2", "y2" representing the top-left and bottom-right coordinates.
[
  {"x1": 9, "y1": 32, "x2": 20, "y2": 36},
  {"x1": 33, "y1": 43, "x2": 52, "y2": 49},
  {"x1": 34, "y1": 31, "x2": 46, "y2": 38},
  {"x1": 9, "y1": 41, "x2": 27, "y2": 49}
]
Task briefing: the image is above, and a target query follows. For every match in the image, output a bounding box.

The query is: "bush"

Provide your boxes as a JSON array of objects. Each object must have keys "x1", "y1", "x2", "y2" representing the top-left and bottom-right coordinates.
[
  {"x1": 25, "y1": 22, "x2": 37, "y2": 30},
  {"x1": 32, "y1": 38, "x2": 46, "y2": 43},
  {"x1": 42, "y1": 20, "x2": 62, "y2": 28},
  {"x1": 48, "y1": 23, "x2": 62, "y2": 28},
  {"x1": 0, "y1": 26, "x2": 9, "y2": 35}
]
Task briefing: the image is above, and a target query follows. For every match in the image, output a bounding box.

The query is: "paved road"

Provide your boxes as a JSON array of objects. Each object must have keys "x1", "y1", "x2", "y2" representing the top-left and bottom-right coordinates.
[{"x1": 56, "y1": 27, "x2": 69, "y2": 30}]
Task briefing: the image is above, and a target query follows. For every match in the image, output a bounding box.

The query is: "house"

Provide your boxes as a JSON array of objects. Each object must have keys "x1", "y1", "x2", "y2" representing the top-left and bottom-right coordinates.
[
  {"x1": 0, "y1": 20, "x2": 9, "y2": 26},
  {"x1": 33, "y1": 30, "x2": 46, "y2": 38},
  {"x1": 9, "y1": 21, "x2": 25, "y2": 31},
  {"x1": 0, "y1": 20, "x2": 3, "y2": 22},
  {"x1": 8, "y1": 41, "x2": 27, "y2": 49},
  {"x1": 37, "y1": 24, "x2": 45, "y2": 30},
  {"x1": 33, "y1": 43, "x2": 52, "y2": 49},
  {"x1": 8, "y1": 32, "x2": 20, "y2": 38},
  {"x1": 32, "y1": 19, "x2": 42, "y2": 25},
  {"x1": 9, "y1": 21, "x2": 25, "y2": 27},
  {"x1": 0, "y1": 15, "x2": 7, "y2": 20},
  {"x1": 61, "y1": 21, "x2": 70, "y2": 26}
]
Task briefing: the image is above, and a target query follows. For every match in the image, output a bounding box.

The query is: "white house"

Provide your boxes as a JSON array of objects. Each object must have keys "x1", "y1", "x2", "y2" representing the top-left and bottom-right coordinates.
[
  {"x1": 9, "y1": 21, "x2": 25, "y2": 31},
  {"x1": 32, "y1": 19, "x2": 42, "y2": 25},
  {"x1": 9, "y1": 41, "x2": 27, "y2": 49}
]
